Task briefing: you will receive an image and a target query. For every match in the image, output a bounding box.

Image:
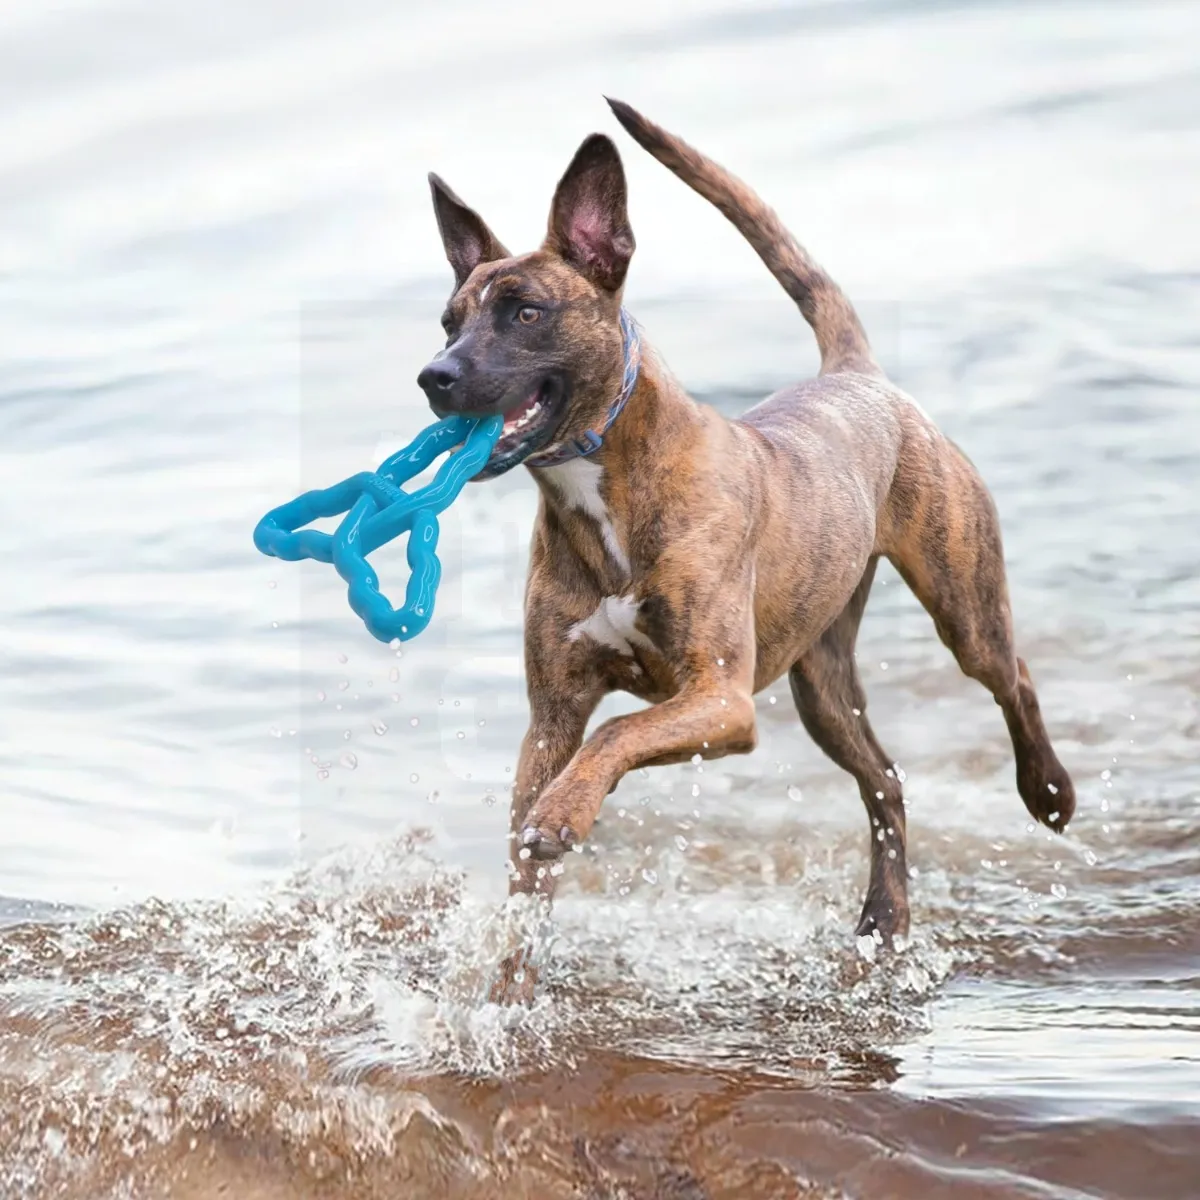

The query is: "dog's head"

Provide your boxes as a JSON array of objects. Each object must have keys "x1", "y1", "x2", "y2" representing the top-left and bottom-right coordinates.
[{"x1": 417, "y1": 135, "x2": 635, "y2": 478}]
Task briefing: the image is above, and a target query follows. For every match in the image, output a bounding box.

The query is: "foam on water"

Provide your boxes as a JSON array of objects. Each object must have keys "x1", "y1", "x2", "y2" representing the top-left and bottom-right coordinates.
[{"x1": 0, "y1": 828, "x2": 967, "y2": 1194}]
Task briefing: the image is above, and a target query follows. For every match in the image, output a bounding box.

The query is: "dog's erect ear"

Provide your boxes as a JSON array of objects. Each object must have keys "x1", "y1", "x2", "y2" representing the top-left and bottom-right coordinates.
[
  {"x1": 428, "y1": 173, "x2": 509, "y2": 290},
  {"x1": 544, "y1": 134, "x2": 635, "y2": 293}
]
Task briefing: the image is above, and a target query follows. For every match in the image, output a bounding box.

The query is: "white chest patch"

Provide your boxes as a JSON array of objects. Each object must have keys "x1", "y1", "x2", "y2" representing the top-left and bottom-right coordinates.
[
  {"x1": 542, "y1": 458, "x2": 630, "y2": 575},
  {"x1": 569, "y1": 595, "x2": 655, "y2": 658}
]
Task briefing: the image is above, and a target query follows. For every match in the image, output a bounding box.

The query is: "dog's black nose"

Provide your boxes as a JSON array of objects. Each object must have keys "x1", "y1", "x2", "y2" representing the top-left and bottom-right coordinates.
[{"x1": 417, "y1": 357, "x2": 462, "y2": 398}]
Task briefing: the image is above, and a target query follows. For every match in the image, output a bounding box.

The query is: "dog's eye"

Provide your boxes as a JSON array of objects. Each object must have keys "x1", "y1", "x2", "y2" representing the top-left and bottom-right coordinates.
[
  {"x1": 440, "y1": 312, "x2": 457, "y2": 336},
  {"x1": 516, "y1": 306, "x2": 541, "y2": 326}
]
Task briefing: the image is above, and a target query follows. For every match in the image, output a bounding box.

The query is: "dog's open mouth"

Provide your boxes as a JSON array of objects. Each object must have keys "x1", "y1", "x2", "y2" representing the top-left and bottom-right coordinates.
[{"x1": 477, "y1": 378, "x2": 569, "y2": 477}]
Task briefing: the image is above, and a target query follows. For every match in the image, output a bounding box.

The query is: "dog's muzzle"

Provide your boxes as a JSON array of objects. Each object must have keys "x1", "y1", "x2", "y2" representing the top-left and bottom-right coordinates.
[{"x1": 417, "y1": 352, "x2": 465, "y2": 411}]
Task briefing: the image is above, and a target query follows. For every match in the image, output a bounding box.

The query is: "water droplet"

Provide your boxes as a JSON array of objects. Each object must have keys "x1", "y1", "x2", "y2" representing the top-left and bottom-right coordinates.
[
  {"x1": 338, "y1": 680, "x2": 349, "y2": 691},
  {"x1": 642, "y1": 868, "x2": 658, "y2": 885},
  {"x1": 456, "y1": 731, "x2": 465, "y2": 739},
  {"x1": 787, "y1": 785, "x2": 803, "y2": 802},
  {"x1": 550, "y1": 862, "x2": 564, "y2": 877},
  {"x1": 716, "y1": 657, "x2": 725, "y2": 666},
  {"x1": 343, "y1": 730, "x2": 352, "y2": 740},
  {"x1": 317, "y1": 768, "x2": 329, "y2": 780},
  {"x1": 483, "y1": 792, "x2": 496, "y2": 807},
  {"x1": 454, "y1": 699, "x2": 461, "y2": 707},
  {"x1": 1100, "y1": 769, "x2": 1112, "y2": 781},
  {"x1": 372, "y1": 720, "x2": 388, "y2": 736},
  {"x1": 267, "y1": 580, "x2": 276, "y2": 589},
  {"x1": 316, "y1": 691, "x2": 325, "y2": 702},
  {"x1": 269, "y1": 727, "x2": 282, "y2": 738},
  {"x1": 391, "y1": 693, "x2": 400, "y2": 702},
  {"x1": 337, "y1": 653, "x2": 348, "y2": 664},
  {"x1": 675, "y1": 835, "x2": 689, "y2": 851},
  {"x1": 852, "y1": 707, "x2": 861, "y2": 716},
  {"x1": 271, "y1": 620, "x2": 278, "y2": 629},
  {"x1": 537, "y1": 739, "x2": 546, "y2": 750},
  {"x1": 409, "y1": 773, "x2": 419, "y2": 783},
  {"x1": 340, "y1": 752, "x2": 358, "y2": 770},
  {"x1": 389, "y1": 667, "x2": 400, "y2": 682},
  {"x1": 880, "y1": 661, "x2": 889, "y2": 670},
  {"x1": 768, "y1": 696, "x2": 777, "y2": 705},
  {"x1": 410, "y1": 717, "x2": 419, "y2": 727},
  {"x1": 1100, "y1": 797, "x2": 1110, "y2": 812},
  {"x1": 389, "y1": 638, "x2": 401, "y2": 650},
  {"x1": 1050, "y1": 883, "x2": 1067, "y2": 899},
  {"x1": 691, "y1": 783, "x2": 700, "y2": 797},
  {"x1": 1084, "y1": 849, "x2": 1098, "y2": 866}
]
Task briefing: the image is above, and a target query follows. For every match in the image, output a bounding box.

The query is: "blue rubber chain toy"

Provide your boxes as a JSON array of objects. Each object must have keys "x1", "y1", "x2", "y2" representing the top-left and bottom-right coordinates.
[{"x1": 253, "y1": 414, "x2": 503, "y2": 643}]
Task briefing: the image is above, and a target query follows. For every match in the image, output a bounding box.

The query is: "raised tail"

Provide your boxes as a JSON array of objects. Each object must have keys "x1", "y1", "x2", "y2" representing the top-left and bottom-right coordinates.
[{"x1": 606, "y1": 98, "x2": 874, "y2": 375}]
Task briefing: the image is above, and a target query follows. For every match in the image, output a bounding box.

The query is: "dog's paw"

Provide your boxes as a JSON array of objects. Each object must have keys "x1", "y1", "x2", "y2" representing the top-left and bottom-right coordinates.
[
  {"x1": 520, "y1": 822, "x2": 577, "y2": 861},
  {"x1": 489, "y1": 947, "x2": 539, "y2": 1006},
  {"x1": 1016, "y1": 753, "x2": 1076, "y2": 833}
]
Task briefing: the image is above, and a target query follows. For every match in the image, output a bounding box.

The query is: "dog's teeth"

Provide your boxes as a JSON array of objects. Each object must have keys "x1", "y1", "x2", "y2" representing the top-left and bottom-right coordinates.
[{"x1": 505, "y1": 401, "x2": 542, "y2": 433}]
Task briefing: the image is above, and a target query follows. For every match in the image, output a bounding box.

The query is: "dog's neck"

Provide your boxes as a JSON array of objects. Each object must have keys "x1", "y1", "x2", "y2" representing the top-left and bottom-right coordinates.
[{"x1": 529, "y1": 337, "x2": 714, "y2": 583}]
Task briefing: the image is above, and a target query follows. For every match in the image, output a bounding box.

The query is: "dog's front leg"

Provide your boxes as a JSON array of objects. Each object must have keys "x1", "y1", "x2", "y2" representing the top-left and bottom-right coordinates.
[
  {"x1": 519, "y1": 680, "x2": 758, "y2": 862},
  {"x1": 506, "y1": 710, "x2": 596, "y2": 899},
  {"x1": 489, "y1": 584, "x2": 606, "y2": 1004},
  {"x1": 488, "y1": 716, "x2": 591, "y2": 1006}
]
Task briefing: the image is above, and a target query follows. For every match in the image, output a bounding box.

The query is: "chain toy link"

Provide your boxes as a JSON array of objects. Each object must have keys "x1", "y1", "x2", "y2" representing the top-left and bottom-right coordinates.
[{"x1": 253, "y1": 414, "x2": 502, "y2": 643}]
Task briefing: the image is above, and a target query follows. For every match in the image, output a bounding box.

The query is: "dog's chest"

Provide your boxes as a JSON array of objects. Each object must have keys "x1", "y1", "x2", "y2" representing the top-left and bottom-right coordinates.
[{"x1": 539, "y1": 458, "x2": 630, "y2": 577}]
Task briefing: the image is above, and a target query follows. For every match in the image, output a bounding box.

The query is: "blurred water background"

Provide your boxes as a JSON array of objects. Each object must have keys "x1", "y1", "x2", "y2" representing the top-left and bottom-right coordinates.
[{"x1": 1, "y1": 2, "x2": 1198, "y2": 1196}]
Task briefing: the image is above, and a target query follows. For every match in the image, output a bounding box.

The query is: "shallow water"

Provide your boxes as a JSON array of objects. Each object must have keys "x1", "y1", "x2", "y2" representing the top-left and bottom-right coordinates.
[{"x1": 2, "y1": 1, "x2": 1199, "y2": 1196}]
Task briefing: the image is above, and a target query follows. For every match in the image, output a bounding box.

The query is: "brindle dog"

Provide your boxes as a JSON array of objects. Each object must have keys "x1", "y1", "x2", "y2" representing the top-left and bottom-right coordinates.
[{"x1": 416, "y1": 99, "x2": 1075, "y2": 1004}]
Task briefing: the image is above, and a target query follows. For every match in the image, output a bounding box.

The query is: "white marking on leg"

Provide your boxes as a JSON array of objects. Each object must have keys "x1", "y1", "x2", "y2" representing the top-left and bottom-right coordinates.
[
  {"x1": 569, "y1": 595, "x2": 655, "y2": 657},
  {"x1": 542, "y1": 458, "x2": 629, "y2": 574}
]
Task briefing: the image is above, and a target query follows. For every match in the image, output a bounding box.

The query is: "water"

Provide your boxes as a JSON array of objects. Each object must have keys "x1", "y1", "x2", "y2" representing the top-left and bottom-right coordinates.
[{"x1": 2, "y1": 1, "x2": 1199, "y2": 1196}]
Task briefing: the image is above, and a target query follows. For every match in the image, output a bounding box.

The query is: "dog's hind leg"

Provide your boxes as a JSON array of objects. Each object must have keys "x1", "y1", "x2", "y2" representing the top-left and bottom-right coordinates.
[
  {"x1": 789, "y1": 557, "x2": 910, "y2": 947},
  {"x1": 885, "y1": 442, "x2": 1075, "y2": 832}
]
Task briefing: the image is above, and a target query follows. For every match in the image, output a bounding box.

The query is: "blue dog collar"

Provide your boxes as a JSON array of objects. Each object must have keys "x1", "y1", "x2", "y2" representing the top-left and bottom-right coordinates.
[{"x1": 525, "y1": 307, "x2": 642, "y2": 468}]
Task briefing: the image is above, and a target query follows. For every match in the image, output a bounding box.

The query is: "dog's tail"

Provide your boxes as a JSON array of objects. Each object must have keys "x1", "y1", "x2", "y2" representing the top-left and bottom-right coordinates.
[{"x1": 606, "y1": 98, "x2": 874, "y2": 375}]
